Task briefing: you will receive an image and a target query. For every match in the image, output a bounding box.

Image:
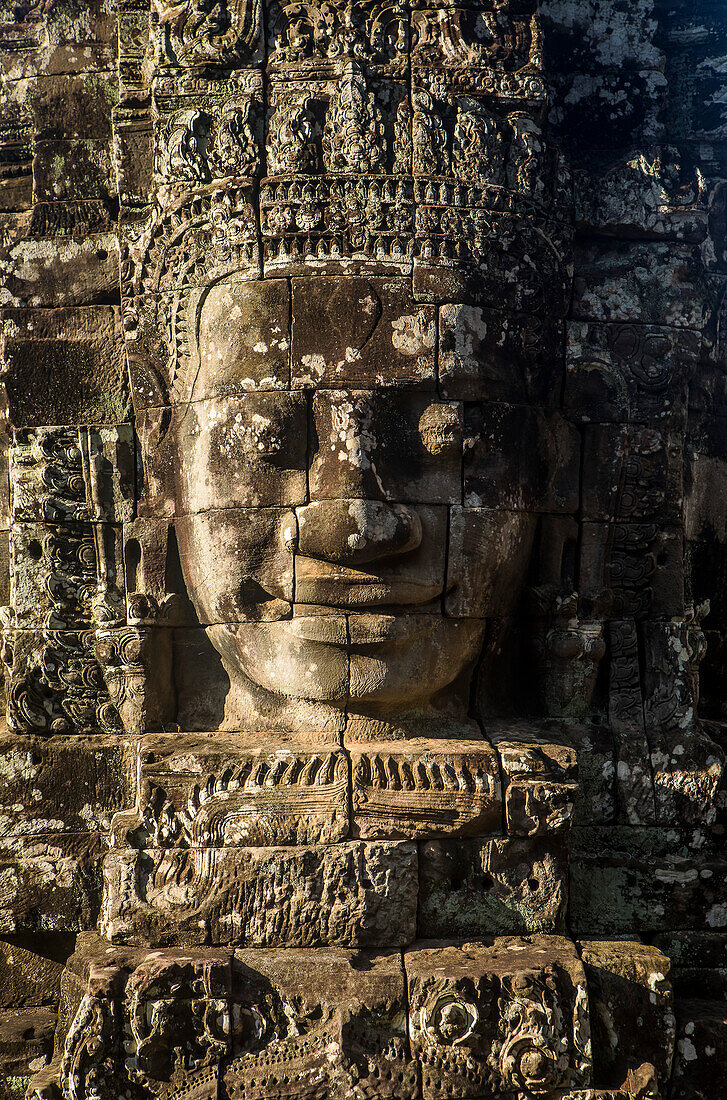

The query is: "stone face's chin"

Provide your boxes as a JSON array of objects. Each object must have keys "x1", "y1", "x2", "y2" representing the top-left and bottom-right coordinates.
[
  {"x1": 208, "y1": 620, "x2": 350, "y2": 703},
  {"x1": 347, "y1": 615, "x2": 485, "y2": 705},
  {"x1": 207, "y1": 615, "x2": 486, "y2": 707}
]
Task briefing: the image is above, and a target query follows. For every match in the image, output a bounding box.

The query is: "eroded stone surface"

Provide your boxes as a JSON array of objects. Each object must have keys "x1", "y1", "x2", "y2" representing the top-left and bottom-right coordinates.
[
  {"x1": 121, "y1": 732, "x2": 350, "y2": 847},
  {"x1": 578, "y1": 939, "x2": 675, "y2": 1092},
  {"x1": 406, "y1": 936, "x2": 591, "y2": 1099},
  {"x1": 102, "y1": 842, "x2": 419, "y2": 947},
  {"x1": 418, "y1": 837, "x2": 568, "y2": 937},
  {"x1": 350, "y1": 738, "x2": 501, "y2": 839}
]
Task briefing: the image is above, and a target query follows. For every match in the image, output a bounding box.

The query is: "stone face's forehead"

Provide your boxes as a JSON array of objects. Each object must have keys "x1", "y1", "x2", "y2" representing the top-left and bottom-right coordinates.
[{"x1": 191, "y1": 274, "x2": 564, "y2": 404}]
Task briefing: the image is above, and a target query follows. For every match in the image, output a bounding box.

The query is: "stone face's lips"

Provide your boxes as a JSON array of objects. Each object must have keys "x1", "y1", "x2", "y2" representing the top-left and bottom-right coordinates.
[
  {"x1": 282, "y1": 613, "x2": 436, "y2": 646},
  {"x1": 294, "y1": 568, "x2": 443, "y2": 608},
  {"x1": 294, "y1": 579, "x2": 443, "y2": 607}
]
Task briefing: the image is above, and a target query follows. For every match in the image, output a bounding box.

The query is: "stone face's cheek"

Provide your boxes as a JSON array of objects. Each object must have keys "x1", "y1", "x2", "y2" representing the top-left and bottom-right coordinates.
[
  {"x1": 175, "y1": 509, "x2": 295, "y2": 624},
  {"x1": 174, "y1": 393, "x2": 308, "y2": 513},
  {"x1": 445, "y1": 508, "x2": 537, "y2": 618}
]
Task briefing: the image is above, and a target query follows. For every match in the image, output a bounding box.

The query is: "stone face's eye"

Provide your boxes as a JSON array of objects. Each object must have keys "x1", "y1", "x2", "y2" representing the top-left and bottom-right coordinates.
[
  {"x1": 247, "y1": 413, "x2": 285, "y2": 457},
  {"x1": 418, "y1": 403, "x2": 460, "y2": 456},
  {"x1": 209, "y1": 401, "x2": 299, "y2": 464}
]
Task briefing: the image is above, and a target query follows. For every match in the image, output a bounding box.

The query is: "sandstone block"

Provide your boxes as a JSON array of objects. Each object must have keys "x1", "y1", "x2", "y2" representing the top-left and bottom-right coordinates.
[
  {"x1": 32, "y1": 139, "x2": 116, "y2": 204},
  {"x1": 0, "y1": 833, "x2": 103, "y2": 933},
  {"x1": 102, "y1": 842, "x2": 418, "y2": 947},
  {"x1": 551, "y1": 69, "x2": 666, "y2": 153},
  {"x1": 606, "y1": 619, "x2": 657, "y2": 824},
  {"x1": 578, "y1": 939, "x2": 675, "y2": 1092},
  {"x1": 0, "y1": 943, "x2": 63, "y2": 1010},
  {"x1": 412, "y1": 219, "x2": 572, "y2": 318},
  {"x1": 120, "y1": 732, "x2": 349, "y2": 847},
  {"x1": 350, "y1": 738, "x2": 501, "y2": 839},
  {"x1": 296, "y1": 496, "x2": 421, "y2": 567},
  {"x1": 120, "y1": 518, "x2": 186, "y2": 623},
  {"x1": 171, "y1": 627, "x2": 346, "y2": 738},
  {"x1": 581, "y1": 424, "x2": 684, "y2": 525},
  {"x1": 542, "y1": 0, "x2": 663, "y2": 71},
  {"x1": 572, "y1": 242, "x2": 705, "y2": 329},
  {"x1": 224, "y1": 947, "x2": 416, "y2": 1098},
  {"x1": 463, "y1": 404, "x2": 580, "y2": 513},
  {"x1": 309, "y1": 390, "x2": 462, "y2": 505},
  {"x1": 9, "y1": 425, "x2": 133, "y2": 525},
  {"x1": 195, "y1": 277, "x2": 290, "y2": 395},
  {"x1": 444, "y1": 507, "x2": 536, "y2": 618},
  {"x1": 570, "y1": 830, "x2": 727, "y2": 936},
  {"x1": 646, "y1": 724, "x2": 725, "y2": 828},
  {"x1": 653, "y1": 930, "x2": 727, "y2": 972},
  {"x1": 176, "y1": 507, "x2": 295, "y2": 623},
  {"x1": 565, "y1": 320, "x2": 698, "y2": 424},
  {"x1": 0, "y1": 0, "x2": 116, "y2": 81},
  {"x1": 0, "y1": 1006, "x2": 55, "y2": 1082},
  {"x1": 292, "y1": 274, "x2": 435, "y2": 389},
  {"x1": 438, "y1": 302, "x2": 563, "y2": 404},
  {"x1": 32, "y1": 937, "x2": 227, "y2": 1099},
  {"x1": 580, "y1": 522, "x2": 685, "y2": 619},
  {"x1": 0, "y1": 306, "x2": 127, "y2": 427},
  {"x1": 418, "y1": 837, "x2": 567, "y2": 937},
  {"x1": 0, "y1": 106, "x2": 32, "y2": 213},
  {"x1": 4, "y1": 73, "x2": 116, "y2": 142},
  {"x1": 295, "y1": 505, "x2": 446, "y2": 608},
  {"x1": 112, "y1": 108, "x2": 152, "y2": 209},
  {"x1": 0, "y1": 231, "x2": 121, "y2": 308},
  {"x1": 0, "y1": 734, "x2": 130, "y2": 837},
  {"x1": 9, "y1": 523, "x2": 115, "y2": 630},
  {"x1": 574, "y1": 153, "x2": 708, "y2": 241},
  {"x1": 2, "y1": 628, "x2": 112, "y2": 735},
  {"x1": 671, "y1": 998, "x2": 727, "y2": 1100},
  {"x1": 565, "y1": 722, "x2": 616, "y2": 825},
  {"x1": 405, "y1": 935, "x2": 591, "y2": 1098},
  {"x1": 172, "y1": 393, "x2": 308, "y2": 513},
  {"x1": 488, "y1": 727, "x2": 578, "y2": 838}
]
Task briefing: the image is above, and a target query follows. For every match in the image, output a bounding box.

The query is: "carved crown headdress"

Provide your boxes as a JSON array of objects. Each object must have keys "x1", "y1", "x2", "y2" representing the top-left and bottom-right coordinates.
[{"x1": 115, "y1": 0, "x2": 570, "y2": 410}]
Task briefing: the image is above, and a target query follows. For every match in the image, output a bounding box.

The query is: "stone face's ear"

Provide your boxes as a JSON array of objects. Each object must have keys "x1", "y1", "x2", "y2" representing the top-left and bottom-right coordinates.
[{"x1": 125, "y1": 353, "x2": 170, "y2": 416}]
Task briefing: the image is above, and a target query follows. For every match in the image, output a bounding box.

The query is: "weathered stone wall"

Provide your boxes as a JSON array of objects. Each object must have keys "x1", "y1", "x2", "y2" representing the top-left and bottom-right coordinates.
[{"x1": 0, "y1": 0, "x2": 724, "y2": 1097}]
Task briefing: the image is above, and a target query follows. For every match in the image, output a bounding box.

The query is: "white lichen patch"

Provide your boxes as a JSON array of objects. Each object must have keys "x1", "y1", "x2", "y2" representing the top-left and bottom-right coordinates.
[
  {"x1": 391, "y1": 311, "x2": 435, "y2": 356},
  {"x1": 706, "y1": 902, "x2": 727, "y2": 928}
]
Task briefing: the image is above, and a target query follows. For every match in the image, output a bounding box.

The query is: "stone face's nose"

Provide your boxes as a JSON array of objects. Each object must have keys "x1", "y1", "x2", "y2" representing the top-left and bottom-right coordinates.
[{"x1": 296, "y1": 499, "x2": 422, "y2": 566}]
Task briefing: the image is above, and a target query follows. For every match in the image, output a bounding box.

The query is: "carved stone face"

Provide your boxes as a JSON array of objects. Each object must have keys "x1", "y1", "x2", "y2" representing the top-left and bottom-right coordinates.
[{"x1": 170, "y1": 272, "x2": 567, "y2": 734}]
